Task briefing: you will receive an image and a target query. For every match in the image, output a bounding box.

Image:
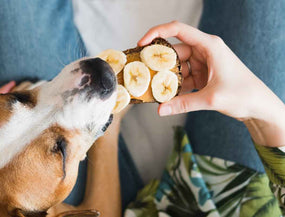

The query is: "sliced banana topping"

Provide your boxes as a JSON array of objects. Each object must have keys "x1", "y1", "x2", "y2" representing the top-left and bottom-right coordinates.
[
  {"x1": 97, "y1": 49, "x2": 127, "y2": 74},
  {"x1": 113, "y1": 85, "x2": 131, "y2": 114},
  {"x1": 151, "y1": 70, "x2": 178, "y2": 103},
  {"x1": 123, "y1": 61, "x2": 151, "y2": 97},
  {"x1": 140, "y1": 44, "x2": 177, "y2": 71}
]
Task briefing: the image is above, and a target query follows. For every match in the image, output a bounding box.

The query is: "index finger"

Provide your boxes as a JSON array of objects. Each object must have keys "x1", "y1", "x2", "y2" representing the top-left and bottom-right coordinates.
[
  {"x1": 0, "y1": 81, "x2": 16, "y2": 94},
  {"x1": 138, "y1": 21, "x2": 209, "y2": 49}
]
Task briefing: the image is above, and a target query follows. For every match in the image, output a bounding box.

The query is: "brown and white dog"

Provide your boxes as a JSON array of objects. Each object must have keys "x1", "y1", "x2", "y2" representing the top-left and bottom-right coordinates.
[{"x1": 0, "y1": 58, "x2": 117, "y2": 216}]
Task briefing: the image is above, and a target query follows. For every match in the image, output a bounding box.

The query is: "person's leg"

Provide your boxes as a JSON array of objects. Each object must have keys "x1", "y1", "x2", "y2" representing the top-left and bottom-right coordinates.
[
  {"x1": 185, "y1": 0, "x2": 285, "y2": 172},
  {"x1": 64, "y1": 135, "x2": 144, "y2": 211}
]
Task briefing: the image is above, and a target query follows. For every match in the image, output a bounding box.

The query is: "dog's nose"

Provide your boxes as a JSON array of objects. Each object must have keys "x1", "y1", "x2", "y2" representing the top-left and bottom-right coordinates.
[{"x1": 79, "y1": 58, "x2": 116, "y2": 99}]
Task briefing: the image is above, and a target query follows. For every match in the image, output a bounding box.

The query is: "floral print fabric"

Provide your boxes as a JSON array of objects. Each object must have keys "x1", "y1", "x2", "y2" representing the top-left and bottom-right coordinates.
[{"x1": 124, "y1": 127, "x2": 284, "y2": 217}]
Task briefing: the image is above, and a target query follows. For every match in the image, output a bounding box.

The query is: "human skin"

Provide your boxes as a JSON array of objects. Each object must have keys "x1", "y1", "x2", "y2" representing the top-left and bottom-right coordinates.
[
  {"x1": 138, "y1": 21, "x2": 285, "y2": 148},
  {"x1": 0, "y1": 81, "x2": 15, "y2": 93}
]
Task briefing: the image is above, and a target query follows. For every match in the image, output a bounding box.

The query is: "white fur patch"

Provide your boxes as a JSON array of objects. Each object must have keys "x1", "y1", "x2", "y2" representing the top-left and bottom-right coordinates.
[{"x1": 0, "y1": 103, "x2": 52, "y2": 168}]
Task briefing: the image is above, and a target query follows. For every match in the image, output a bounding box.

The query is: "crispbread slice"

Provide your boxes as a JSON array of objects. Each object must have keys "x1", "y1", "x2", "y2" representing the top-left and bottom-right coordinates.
[{"x1": 117, "y1": 38, "x2": 182, "y2": 103}]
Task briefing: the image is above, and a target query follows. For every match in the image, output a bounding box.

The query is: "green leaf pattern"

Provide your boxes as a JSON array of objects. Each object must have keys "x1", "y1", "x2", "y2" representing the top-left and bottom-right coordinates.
[{"x1": 124, "y1": 127, "x2": 284, "y2": 217}]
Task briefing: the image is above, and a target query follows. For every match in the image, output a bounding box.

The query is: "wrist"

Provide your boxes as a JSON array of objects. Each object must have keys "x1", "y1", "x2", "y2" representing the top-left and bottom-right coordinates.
[
  {"x1": 247, "y1": 79, "x2": 285, "y2": 121},
  {"x1": 243, "y1": 106, "x2": 285, "y2": 147}
]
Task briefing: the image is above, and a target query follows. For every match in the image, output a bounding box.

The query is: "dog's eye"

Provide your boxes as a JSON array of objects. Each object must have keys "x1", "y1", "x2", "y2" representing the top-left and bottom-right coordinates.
[
  {"x1": 52, "y1": 137, "x2": 67, "y2": 156},
  {"x1": 52, "y1": 137, "x2": 67, "y2": 179},
  {"x1": 9, "y1": 92, "x2": 36, "y2": 107}
]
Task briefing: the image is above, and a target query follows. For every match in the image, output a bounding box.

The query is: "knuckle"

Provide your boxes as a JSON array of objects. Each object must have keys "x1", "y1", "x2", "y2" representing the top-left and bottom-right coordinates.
[
  {"x1": 177, "y1": 99, "x2": 190, "y2": 113},
  {"x1": 171, "y1": 20, "x2": 180, "y2": 25},
  {"x1": 149, "y1": 26, "x2": 157, "y2": 33},
  {"x1": 170, "y1": 20, "x2": 181, "y2": 31},
  {"x1": 206, "y1": 92, "x2": 219, "y2": 108},
  {"x1": 210, "y1": 35, "x2": 224, "y2": 45}
]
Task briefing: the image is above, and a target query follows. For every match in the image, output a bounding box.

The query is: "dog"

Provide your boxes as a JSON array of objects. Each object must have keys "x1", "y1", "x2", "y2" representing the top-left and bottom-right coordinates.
[{"x1": 0, "y1": 57, "x2": 117, "y2": 217}]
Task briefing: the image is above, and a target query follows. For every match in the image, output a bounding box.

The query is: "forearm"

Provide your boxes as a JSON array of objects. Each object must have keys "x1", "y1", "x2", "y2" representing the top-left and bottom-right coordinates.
[{"x1": 80, "y1": 119, "x2": 122, "y2": 216}]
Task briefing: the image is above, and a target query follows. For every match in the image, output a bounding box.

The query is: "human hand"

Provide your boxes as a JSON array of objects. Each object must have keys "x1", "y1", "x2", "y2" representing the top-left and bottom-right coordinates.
[
  {"x1": 0, "y1": 81, "x2": 16, "y2": 94},
  {"x1": 139, "y1": 21, "x2": 285, "y2": 147},
  {"x1": 138, "y1": 21, "x2": 284, "y2": 121}
]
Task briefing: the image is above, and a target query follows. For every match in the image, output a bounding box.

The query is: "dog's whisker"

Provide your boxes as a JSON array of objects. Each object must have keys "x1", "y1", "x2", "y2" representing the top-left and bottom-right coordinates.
[
  {"x1": 74, "y1": 36, "x2": 87, "y2": 60},
  {"x1": 55, "y1": 54, "x2": 67, "y2": 68},
  {"x1": 79, "y1": 44, "x2": 86, "y2": 59},
  {"x1": 67, "y1": 41, "x2": 73, "y2": 64},
  {"x1": 70, "y1": 40, "x2": 78, "y2": 60}
]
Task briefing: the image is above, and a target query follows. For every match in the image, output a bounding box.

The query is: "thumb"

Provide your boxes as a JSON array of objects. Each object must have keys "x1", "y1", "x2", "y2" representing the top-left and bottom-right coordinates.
[{"x1": 158, "y1": 91, "x2": 208, "y2": 116}]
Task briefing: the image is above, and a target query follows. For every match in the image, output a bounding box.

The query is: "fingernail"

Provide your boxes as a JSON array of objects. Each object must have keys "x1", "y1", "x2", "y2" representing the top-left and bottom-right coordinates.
[{"x1": 159, "y1": 105, "x2": 172, "y2": 116}]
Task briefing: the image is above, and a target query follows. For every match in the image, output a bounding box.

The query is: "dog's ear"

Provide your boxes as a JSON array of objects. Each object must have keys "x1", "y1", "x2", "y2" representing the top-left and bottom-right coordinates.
[
  {"x1": 54, "y1": 209, "x2": 100, "y2": 217},
  {"x1": 12, "y1": 209, "x2": 48, "y2": 217}
]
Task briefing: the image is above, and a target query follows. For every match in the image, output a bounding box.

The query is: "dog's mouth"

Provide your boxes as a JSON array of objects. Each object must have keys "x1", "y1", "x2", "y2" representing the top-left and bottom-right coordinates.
[{"x1": 101, "y1": 114, "x2": 113, "y2": 132}]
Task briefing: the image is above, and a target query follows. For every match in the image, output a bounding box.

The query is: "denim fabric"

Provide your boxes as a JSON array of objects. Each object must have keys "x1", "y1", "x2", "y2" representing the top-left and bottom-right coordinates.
[
  {"x1": 185, "y1": 0, "x2": 285, "y2": 173},
  {"x1": 0, "y1": 0, "x2": 86, "y2": 86},
  {"x1": 0, "y1": 0, "x2": 143, "y2": 208},
  {"x1": 118, "y1": 135, "x2": 144, "y2": 211}
]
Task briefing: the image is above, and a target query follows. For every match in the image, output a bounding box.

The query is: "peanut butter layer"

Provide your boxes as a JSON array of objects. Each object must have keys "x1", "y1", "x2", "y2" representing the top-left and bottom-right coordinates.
[{"x1": 117, "y1": 38, "x2": 182, "y2": 103}]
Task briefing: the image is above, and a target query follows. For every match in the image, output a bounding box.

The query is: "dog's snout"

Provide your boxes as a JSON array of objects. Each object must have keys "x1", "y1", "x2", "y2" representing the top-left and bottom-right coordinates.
[{"x1": 79, "y1": 58, "x2": 116, "y2": 100}]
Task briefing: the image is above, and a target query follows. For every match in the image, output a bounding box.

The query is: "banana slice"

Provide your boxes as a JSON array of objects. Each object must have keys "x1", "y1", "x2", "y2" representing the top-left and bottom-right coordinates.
[
  {"x1": 151, "y1": 70, "x2": 178, "y2": 103},
  {"x1": 97, "y1": 49, "x2": 127, "y2": 74},
  {"x1": 113, "y1": 85, "x2": 131, "y2": 114},
  {"x1": 140, "y1": 44, "x2": 177, "y2": 71},
  {"x1": 123, "y1": 61, "x2": 151, "y2": 97}
]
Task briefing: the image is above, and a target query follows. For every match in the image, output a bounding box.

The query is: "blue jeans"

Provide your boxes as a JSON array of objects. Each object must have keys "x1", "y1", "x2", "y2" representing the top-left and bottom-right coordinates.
[
  {"x1": 185, "y1": 0, "x2": 285, "y2": 173},
  {"x1": 0, "y1": 0, "x2": 143, "y2": 210},
  {"x1": 0, "y1": 0, "x2": 85, "y2": 85}
]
